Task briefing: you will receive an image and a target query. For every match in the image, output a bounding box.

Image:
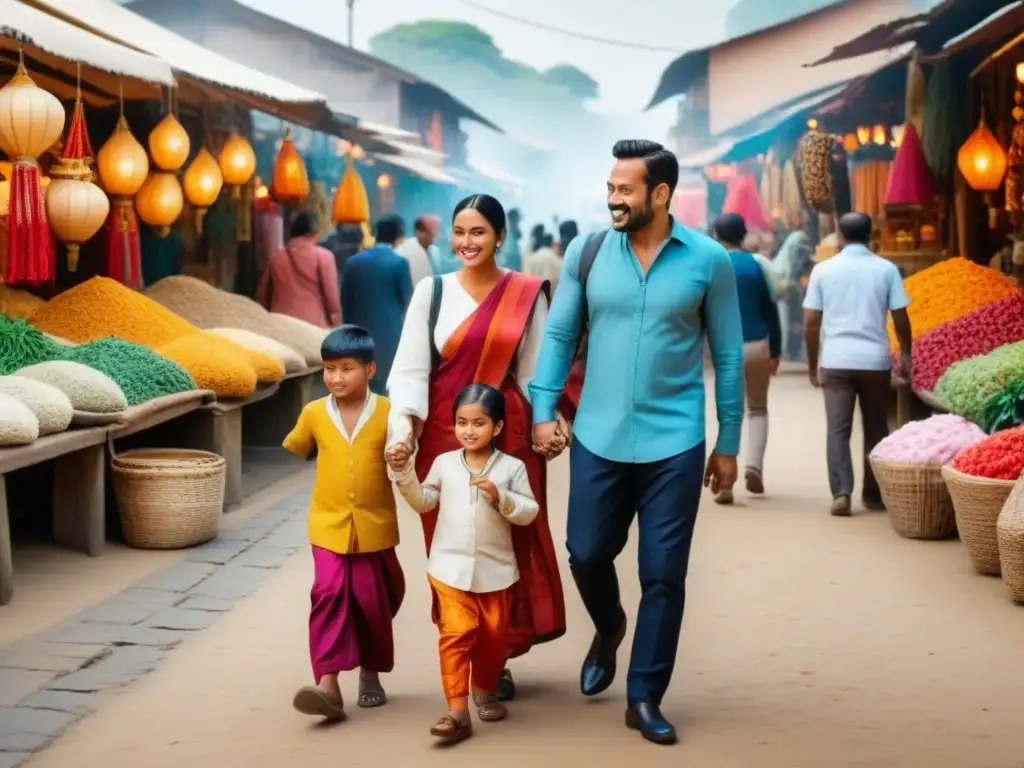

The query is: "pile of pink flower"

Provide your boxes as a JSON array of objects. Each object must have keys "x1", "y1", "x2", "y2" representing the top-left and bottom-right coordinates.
[
  {"x1": 870, "y1": 414, "x2": 987, "y2": 465},
  {"x1": 894, "y1": 294, "x2": 1024, "y2": 391}
]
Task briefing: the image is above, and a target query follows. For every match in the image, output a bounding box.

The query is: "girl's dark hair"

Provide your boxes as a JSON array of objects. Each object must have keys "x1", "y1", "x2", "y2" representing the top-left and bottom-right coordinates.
[
  {"x1": 453, "y1": 194, "x2": 506, "y2": 240},
  {"x1": 290, "y1": 210, "x2": 318, "y2": 239},
  {"x1": 452, "y1": 383, "x2": 505, "y2": 423},
  {"x1": 321, "y1": 324, "x2": 374, "y2": 363}
]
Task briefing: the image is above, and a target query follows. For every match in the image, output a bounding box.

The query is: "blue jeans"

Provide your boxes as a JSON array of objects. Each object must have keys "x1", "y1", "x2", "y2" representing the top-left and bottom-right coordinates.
[{"x1": 567, "y1": 438, "x2": 705, "y2": 706}]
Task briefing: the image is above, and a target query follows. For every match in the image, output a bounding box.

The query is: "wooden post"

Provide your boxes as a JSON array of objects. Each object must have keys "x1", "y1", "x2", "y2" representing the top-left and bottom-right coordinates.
[
  {"x1": 0, "y1": 475, "x2": 12, "y2": 606},
  {"x1": 52, "y1": 444, "x2": 106, "y2": 556}
]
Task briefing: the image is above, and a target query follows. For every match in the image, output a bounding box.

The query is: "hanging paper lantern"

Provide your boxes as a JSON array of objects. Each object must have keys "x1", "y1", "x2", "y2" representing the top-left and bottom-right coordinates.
[
  {"x1": 218, "y1": 132, "x2": 256, "y2": 186},
  {"x1": 884, "y1": 123, "x2": 935, "y2": 206},
  {"x1": 135, "y1": 172, "x2": 183, "y2": 238},
  {"x1": 332, "y1": 158, "x2": 370, "y2": 223},
  {"x1": 872, "y1": 125, "x2": 887, "y2": 145},
  {"x1": 98, "y1": 116, "x2": 149, "y2": 196},
  {"x1": 0, "y1": 62, "x2": 66, "y2": 285},
  {"x1": 843, "y1": 133, "x2": 859, "y2": 153},
  {"x1": 271, "y1": 129, "x2": 309, "y2": 204},
  {"x1": 957, "y1": 118, "x2": 1008, "y2": 192},
  {"x1": 183, "y1": 148, "x2": 223, "y2": 233},
  {"x1": 857, "y1": 126, "x2": 871, "y2": 145},
  {"x1": 45, "y1": 98, "x2": 109, "y2": 271},
  {"x1": 148, "y1": 113, "x2": 190, "y2": 171}
]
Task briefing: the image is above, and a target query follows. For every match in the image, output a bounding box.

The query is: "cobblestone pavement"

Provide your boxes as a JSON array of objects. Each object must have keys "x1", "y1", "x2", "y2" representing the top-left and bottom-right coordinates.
[{"x1": 0, "y1": 489, "x2": 309, "y2": 766}]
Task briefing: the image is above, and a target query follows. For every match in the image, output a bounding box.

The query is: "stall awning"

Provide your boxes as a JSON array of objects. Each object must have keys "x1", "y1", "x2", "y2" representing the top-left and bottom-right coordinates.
[
  {"x1": 374, "y1": 153, "x2": 458, "y2": 185},
  {"x1": 21, "y1": 0, "x2": 346, "y2": 134},
  {"x1": 354, "y1": 120, "x2": 422, "y2": 143}
]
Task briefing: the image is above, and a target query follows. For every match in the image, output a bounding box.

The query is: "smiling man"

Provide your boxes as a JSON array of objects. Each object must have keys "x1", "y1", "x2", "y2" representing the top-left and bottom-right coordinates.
[{"x1": 529, "y1": 139, "x2": 745, "y2": 744}]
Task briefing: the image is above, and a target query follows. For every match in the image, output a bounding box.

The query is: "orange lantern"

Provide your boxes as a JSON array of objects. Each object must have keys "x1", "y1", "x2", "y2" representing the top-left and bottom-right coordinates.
[
  {"x1": 272, "y1": 128, "x2": 309, "y2": 204},
  {"x1": 148, "y1": 113, "x2": 190, "y2": 171},
  {"x1": 842, "y1": 132, "x2": 859, "y2": 153},
  {"x1": 856, "y1": 126, "x2": 871, "y2": 145},
  {"x1": 872, "y1": 124, "x2": 887, "y2": 145},
  {"x1": 97, "y1": 116, "x2": 149, "y2": 196},
  {"x1": 135, "y1": 172, "x2": 183, "y2": 238},
  {"x1": 331, "y1": 158, "x2": 370, "y2": 223},
  {"x1": 957, "y1": 118, "x2": 1008, "y2": 192},
  {"x1": 183, "y1": 148, "x2": 224, "y2": 233},
  {"x1": 218, "y1": 132, "x2": 256, "y2": 187}
]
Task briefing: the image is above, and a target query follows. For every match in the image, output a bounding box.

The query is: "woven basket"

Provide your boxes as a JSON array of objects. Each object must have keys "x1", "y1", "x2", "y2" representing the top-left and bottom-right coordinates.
[
  {"x1": 111, "y1": 448, "x2": 226, "y2": 550},
  {"x1": 997, "y1": 474, "x2": 1024, "y2": 604},
  {"x1": 941, "y1": 466, "x2": 1015, "y2": 575},
  {"x1": 869, "y1": 457, "x2": 956, "y2": 540}
]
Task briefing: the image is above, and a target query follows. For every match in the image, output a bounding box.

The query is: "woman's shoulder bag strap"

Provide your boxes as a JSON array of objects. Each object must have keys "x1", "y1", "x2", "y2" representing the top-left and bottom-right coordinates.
[{"x1": 428, "y1": 275, "x2": 443, "y2": 370}]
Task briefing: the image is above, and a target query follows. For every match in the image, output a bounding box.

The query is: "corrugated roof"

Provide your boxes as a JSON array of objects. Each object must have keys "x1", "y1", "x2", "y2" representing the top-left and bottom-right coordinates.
[{"x1": 374, "y1": 152, "x2": 458, "y2": 185}]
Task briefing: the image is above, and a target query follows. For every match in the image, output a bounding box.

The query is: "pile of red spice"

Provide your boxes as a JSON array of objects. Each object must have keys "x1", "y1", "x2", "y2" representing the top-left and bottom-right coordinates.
[{"x1": 952, "y1": 426, "x2": 1024, "y2": 480}]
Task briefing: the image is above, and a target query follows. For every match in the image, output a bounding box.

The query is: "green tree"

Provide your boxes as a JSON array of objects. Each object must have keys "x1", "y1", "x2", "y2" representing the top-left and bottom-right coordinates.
[{"x1": 543, "y1": 65, "x2": 599, "y2": 100}]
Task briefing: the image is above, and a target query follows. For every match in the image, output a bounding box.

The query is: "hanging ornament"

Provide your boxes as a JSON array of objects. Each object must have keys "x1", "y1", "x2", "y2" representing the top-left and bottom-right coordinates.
[
  {"x1": 148, "y1": 111, "x2": 190, "y2": 171},
  {"x1": 872, "y1": 125, "x2": 888, "y2": 145},
  {"x1": 0, "y1": 56, "x2": 66, "y2": 285},
  {"x1": 45, "y1": 66, "x2": 110, "y2": 272},
  {"x1": 219, "y1": 132, "x2": 256, "y2": 188},
  {"x1": 332, "y1": 156, "x2": 370, "y2": 224},
  {"x1": 271, "y1": 128, "x2": 309, "y2": 204},
  {"x1": 842, "y1": 133, "x2": 859, "y2": 153},
  {"x1": 958, "y1": 110, "x2": 1008, "y2": 229},
  {"x1": 883, "y1": 124, "x2": 934, "y2": 207},
  {"x1": 98, "y1": 84, "x2": 149, "y2": 288},
  {"x1": 183, "y1": 148, "x2": 223, "y2": 233},
  {"x1": 135, "y1": 172, "x2": 183, "y2": 238}
]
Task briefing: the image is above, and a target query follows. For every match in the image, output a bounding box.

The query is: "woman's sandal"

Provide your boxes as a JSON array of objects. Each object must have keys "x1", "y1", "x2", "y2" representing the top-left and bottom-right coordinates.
[
  {"x1": 292, "y1": 686, "x2": 347, "y2": 721},
  {"x1": 430, "y1": 715, "x2": 473, "y2": 743},
  {"x1": 357, "y1": 683, "x2": 387, "y2": 708},
  {"x1": 477, "y1": 700, "x2": 508, "y2": 722},
  {"x1": 495, "y1": 668, "x2": 516, "y2": 702}
]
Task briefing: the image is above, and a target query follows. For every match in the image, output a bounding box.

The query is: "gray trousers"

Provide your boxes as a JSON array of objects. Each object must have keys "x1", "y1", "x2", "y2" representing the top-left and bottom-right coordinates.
[{"x1": 821, "y1": 368, "x2": 891, "y2": 502}]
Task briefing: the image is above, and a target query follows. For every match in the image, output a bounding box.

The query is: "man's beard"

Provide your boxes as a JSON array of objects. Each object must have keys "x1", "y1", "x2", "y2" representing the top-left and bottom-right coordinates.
[{"x1": 609, "y1": 198, "x2": 654, "y2": 232}]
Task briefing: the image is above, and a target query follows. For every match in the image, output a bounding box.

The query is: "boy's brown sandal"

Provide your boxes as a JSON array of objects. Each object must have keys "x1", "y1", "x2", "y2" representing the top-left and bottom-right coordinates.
[
  {"x1": 430, "y1": 715, "x2": 473, "y2": 743},
  {"x1": 477, "y1": 700, "x2": 508, "y2": 722}
]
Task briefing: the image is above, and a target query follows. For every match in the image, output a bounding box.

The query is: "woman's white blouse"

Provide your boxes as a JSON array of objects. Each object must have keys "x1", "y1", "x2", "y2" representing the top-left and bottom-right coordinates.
[
  {"x1": 389, "y1": 449, "x2": 539, "y2": 593},
  {"x1": 385, "y1": 273, "x2": 549, "y2": 448}
]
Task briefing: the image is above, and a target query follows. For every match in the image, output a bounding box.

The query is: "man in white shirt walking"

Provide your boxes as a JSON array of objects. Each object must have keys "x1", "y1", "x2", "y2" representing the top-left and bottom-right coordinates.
[
  {"x1": 396, "y1": 215, "x2": 439, "y2": 288},
  {"x1": 803, "y1": 213, "x2": 913, "y2": 517},
  {"x1": 524, "y1": 233, "x2": 562, "y2": 293}
]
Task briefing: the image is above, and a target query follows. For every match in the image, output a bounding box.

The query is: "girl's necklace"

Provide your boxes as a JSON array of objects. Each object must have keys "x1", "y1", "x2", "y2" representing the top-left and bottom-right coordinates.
[{"x1": 462, "y1": 449, "x2": 499, "y2": 499}]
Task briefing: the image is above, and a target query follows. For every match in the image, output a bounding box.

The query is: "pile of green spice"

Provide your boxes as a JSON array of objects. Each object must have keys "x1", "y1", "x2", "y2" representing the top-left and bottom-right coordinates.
[
  {"x1": 0, "y1": 314, "x2": 62, "y2": 375},
  {"x1": 58, "y1": 337, "x2": 197, "y2": 406}
]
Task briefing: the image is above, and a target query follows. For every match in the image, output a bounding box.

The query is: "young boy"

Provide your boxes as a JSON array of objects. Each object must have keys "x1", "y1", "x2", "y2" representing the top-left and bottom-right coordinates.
[{"x1": 284, "y1": 324, "x2": 404, "y2": 721}]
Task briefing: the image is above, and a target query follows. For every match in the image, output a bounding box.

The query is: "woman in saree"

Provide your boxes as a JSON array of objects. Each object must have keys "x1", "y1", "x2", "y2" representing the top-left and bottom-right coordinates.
[
  {"x1": 386, "y1": 194, "x2": 567, "y2": 701},
  {"x1": 772, "y1": 230, "x2": 813, "y2": 361}
]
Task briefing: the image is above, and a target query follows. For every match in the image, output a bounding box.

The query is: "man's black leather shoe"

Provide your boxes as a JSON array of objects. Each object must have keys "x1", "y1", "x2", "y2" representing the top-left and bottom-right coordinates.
[
  {"x1": 625, "y1": 702, "x2": 677, "y2": 745},
  {"x1": 580, "y1": 610, "x2": 626, "y2": 696}
]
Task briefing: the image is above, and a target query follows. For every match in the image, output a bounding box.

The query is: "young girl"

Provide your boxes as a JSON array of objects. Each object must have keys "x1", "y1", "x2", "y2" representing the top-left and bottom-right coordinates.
[
  {"x1": 283, "y1": 325, "x2": 404, "y2": 721},
  {"x1": 387, "y1": 383, "x2": 538, "y2": 744}
]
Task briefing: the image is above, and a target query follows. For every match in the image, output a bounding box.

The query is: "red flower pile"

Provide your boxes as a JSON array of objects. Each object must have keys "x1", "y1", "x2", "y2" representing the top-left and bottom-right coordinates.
[
  {"x1": 952, "y1": 426, "x2": 1024, "y2": 480},
  {"x1": 895, "y1": 294, "x2": 1024, "y2": 391}
]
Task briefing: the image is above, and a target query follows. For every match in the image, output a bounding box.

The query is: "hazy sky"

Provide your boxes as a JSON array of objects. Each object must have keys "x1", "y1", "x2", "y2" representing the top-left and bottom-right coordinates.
[{"x1": 241, "y1": 0, "x2": 733, "y2": 116}]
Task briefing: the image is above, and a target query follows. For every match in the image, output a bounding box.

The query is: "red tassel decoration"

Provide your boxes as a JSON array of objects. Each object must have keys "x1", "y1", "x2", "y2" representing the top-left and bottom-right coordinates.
[
  {"x1": 6, "y1": 161, "x2": 55, "y2": 285},
  {"x1": 105, "y1": 199, "x2": 142, "y2": 288},
  {"x1": 64, "y1": 101, "x2": 95, "y2": 160}
]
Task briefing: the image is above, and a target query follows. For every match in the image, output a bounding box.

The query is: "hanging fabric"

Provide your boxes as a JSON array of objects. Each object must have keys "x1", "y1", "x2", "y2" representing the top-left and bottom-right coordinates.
[{"x1": 905, "y1": 48, "x2": 928, "y2": 141}]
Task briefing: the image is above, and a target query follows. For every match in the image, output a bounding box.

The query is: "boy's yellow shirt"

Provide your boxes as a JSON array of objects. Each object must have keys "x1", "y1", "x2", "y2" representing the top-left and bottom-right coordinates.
[{"x1": 283, "y1": 394, "x2": 398, "y2": 555}]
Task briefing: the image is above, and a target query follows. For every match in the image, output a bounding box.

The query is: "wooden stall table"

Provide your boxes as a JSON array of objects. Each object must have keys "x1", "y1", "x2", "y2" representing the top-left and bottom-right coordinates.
[
  {"x1": 0, "y1": 426, "x2": 110, "y2": 606},
  {"x1": 107, "y1": 390, "x2": 217, "y2": 441},
  {"x1": 243, "y1": 367, "x2": 323, "y2": 448}
]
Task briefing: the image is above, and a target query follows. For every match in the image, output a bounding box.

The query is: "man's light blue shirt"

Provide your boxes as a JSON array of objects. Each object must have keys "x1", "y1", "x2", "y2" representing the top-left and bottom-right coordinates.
[
  {"x1": 803, "y1": 243, "x2": 910, "y2": 371},
  {"x1": 529, "y1": 219, "x2": 746, "y2": 463}
]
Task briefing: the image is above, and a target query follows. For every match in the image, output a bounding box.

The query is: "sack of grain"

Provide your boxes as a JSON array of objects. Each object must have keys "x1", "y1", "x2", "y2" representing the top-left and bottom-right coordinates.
[
  {"x1": 16, "y1": 360, "x2": 128, "y2": 413},
  {"x1": 157, "y1": 334, "x2": 258, "y2": 399},
  {"x1": 269, "y1": 313, "x2": 327, "y2": 366},
  {"x1": 200, "y1": 331, "x2": 283, "y2": 383},
  {"x1": 0, "y1": 392, "x2": 40, "y2": 446},
  {"x1": 209, "y1": 328, "x2": 306, "y2": 373},
  {"x1": 0, "y1": 314, "x2": 63, "y2": 375},
  {"x1": 0, "y1": 375, "x2": 73, "y2": 435},
  {"x1": 59, "y1": 337, "x2": 196, "y2": 406}
]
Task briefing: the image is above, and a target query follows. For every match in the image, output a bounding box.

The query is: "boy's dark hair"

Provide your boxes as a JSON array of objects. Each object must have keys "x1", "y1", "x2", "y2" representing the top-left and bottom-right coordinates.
[
  {"x1": 321, "y1": 324, "x2": 374, "y2": 363},
  {"x1": 374, "y1": 214, "x2": 405, "y2": 245},
  {"x1": 452, "y1": 383, "x2": 505, "y2": 423},
  {"x1": 612, "y1": 139, "x2": 679, "y2": 200},
  {"x1": 712, "y1": 213, "x2": 748, "y2": 247}
]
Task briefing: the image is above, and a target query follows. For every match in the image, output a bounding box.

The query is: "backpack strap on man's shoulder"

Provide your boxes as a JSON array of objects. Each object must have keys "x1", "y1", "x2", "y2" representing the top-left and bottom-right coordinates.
[
  {"x1": 578, "y1": 229, "x2": 609, "y2": 289},
  {"x1": 428, "y1": 275, "x2": 443, "y2": 371}
]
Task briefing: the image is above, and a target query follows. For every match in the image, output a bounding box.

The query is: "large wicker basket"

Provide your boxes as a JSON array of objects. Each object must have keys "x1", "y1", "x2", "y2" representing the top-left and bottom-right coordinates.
[
  {"x1": 997, "y1": 474, "x2": 1024, "y2": 604},
  {"x1": 941, "y1": 466, "x2": 1015, "y2": 575},
  {"x1": 112, "y1": 448, "x2": 226, "y2": 550},
  {"x1": 869, "y1": 457, "x2": 956, "y2": 539}
]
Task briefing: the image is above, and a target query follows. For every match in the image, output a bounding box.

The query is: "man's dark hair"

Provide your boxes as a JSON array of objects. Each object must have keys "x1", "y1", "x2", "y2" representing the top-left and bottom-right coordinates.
[
  {"x1": 540, "y1": 233, "x2": 554, "y2": 248},
  {"x1": 612, "y1": 139, "x2": 679, "y2": 201},
  {"x1": 374, "y1": 214, "x2": 405, "y2": 245},
  {"x1": 712, "y1": 213, "x2": 748, "y2": 247},
  {"x1": 413, "y1": 216, "x2": 434, "y2": 233},
  {"x1": 559, "y1": 220, "x2": 579, "y2": 247},
  {"x1": 838, "y1": 212, "x2": 873, "y2": 244},
  {"x1": 289, "y1": 210, "x2": 318, "y2": 239},
  {"x1": 321, "y1": 324, "x2": 374, "y2": 363}
]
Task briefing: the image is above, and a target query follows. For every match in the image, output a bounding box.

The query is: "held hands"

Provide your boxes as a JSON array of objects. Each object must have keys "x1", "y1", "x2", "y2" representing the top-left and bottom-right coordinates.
[
  {"x1": 385, "y1": 439, "x2": 414, "y2": 471},
  {"x1": 703, "y1": 452, "x2": 738, "y2": 495},
  {"x1": 471, "y1": 476, "x2": 499, "y2": 505},
  {"x1": 531, "y1": 413, "x2": 571, "y2": 460}
]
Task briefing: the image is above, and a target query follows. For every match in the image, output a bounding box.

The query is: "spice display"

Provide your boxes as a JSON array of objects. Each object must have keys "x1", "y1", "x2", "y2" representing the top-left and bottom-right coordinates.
[
  {"x1": 869, "y1": 414, "x2": 985, "y2": 464},
  {"x1": 209, "y1": 328, "x2": 305, "y2": 373},
  {"x1": 156, "y1": 334, "x2": 259, "y2": 399},
  {"x1": 59, "y1": 338, "x2": 196, "y2": 406},
  {"x1": 897, "y1": 294, "x2": 1024, "y2": 391},
  {"x1": 0, "y1": 314, "x2": 62, "y2": 375},
  {"x1": 0, "y1": 375, "x2": 73, "y2": 435},
  {"x1": 935, "y1": 341, "x2": 1024, "y2": 425},
  {"x1": 0, "y1": 287, "x2": 44, "y2": 319},
  {"x1": 0, "y1": 393, "x2": 39, "y2": 446},
  {"x1": 198, "y1": 331, "x2": 284, "y2": 383},
  {"x1": 887, "y1": 258, "x2": 1019, "y2": 349},
  {"x1": 16, "y1": 360, "x2": 128, "y2": 414},
  {"x1": 269, "y1": 313, "x2": 327, "y2": 366},
  {"x1": 952, "y1": 426, "x2": 1024, "y2": 480}
]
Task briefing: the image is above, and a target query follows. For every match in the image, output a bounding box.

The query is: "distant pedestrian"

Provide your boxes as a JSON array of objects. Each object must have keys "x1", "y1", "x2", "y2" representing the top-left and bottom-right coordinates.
[
  {"x1": 803, "y1": 212, "x2": 913, "y2": 516},
  {"x1": 499, "y1": 207, "x2": 524, "y2": 272},
  {"x1": 396, "y1": 215, "x2": 439, "y2": 288},
  {"x1": 524, "y1": 233, "x2": 562, "y2": 293}
]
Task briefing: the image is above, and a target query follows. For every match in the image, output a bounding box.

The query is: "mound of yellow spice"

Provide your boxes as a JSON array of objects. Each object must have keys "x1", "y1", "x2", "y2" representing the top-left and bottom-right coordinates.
[
  {"x1": 29, "y1": 277, "x2": 278, "y2": 398},
  {"x1": 887, "y1": 257, "x2": 1019, "y2": 350},
  {"x1": 0, "y1": 287, "x2": 45, "y2": 320}
]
